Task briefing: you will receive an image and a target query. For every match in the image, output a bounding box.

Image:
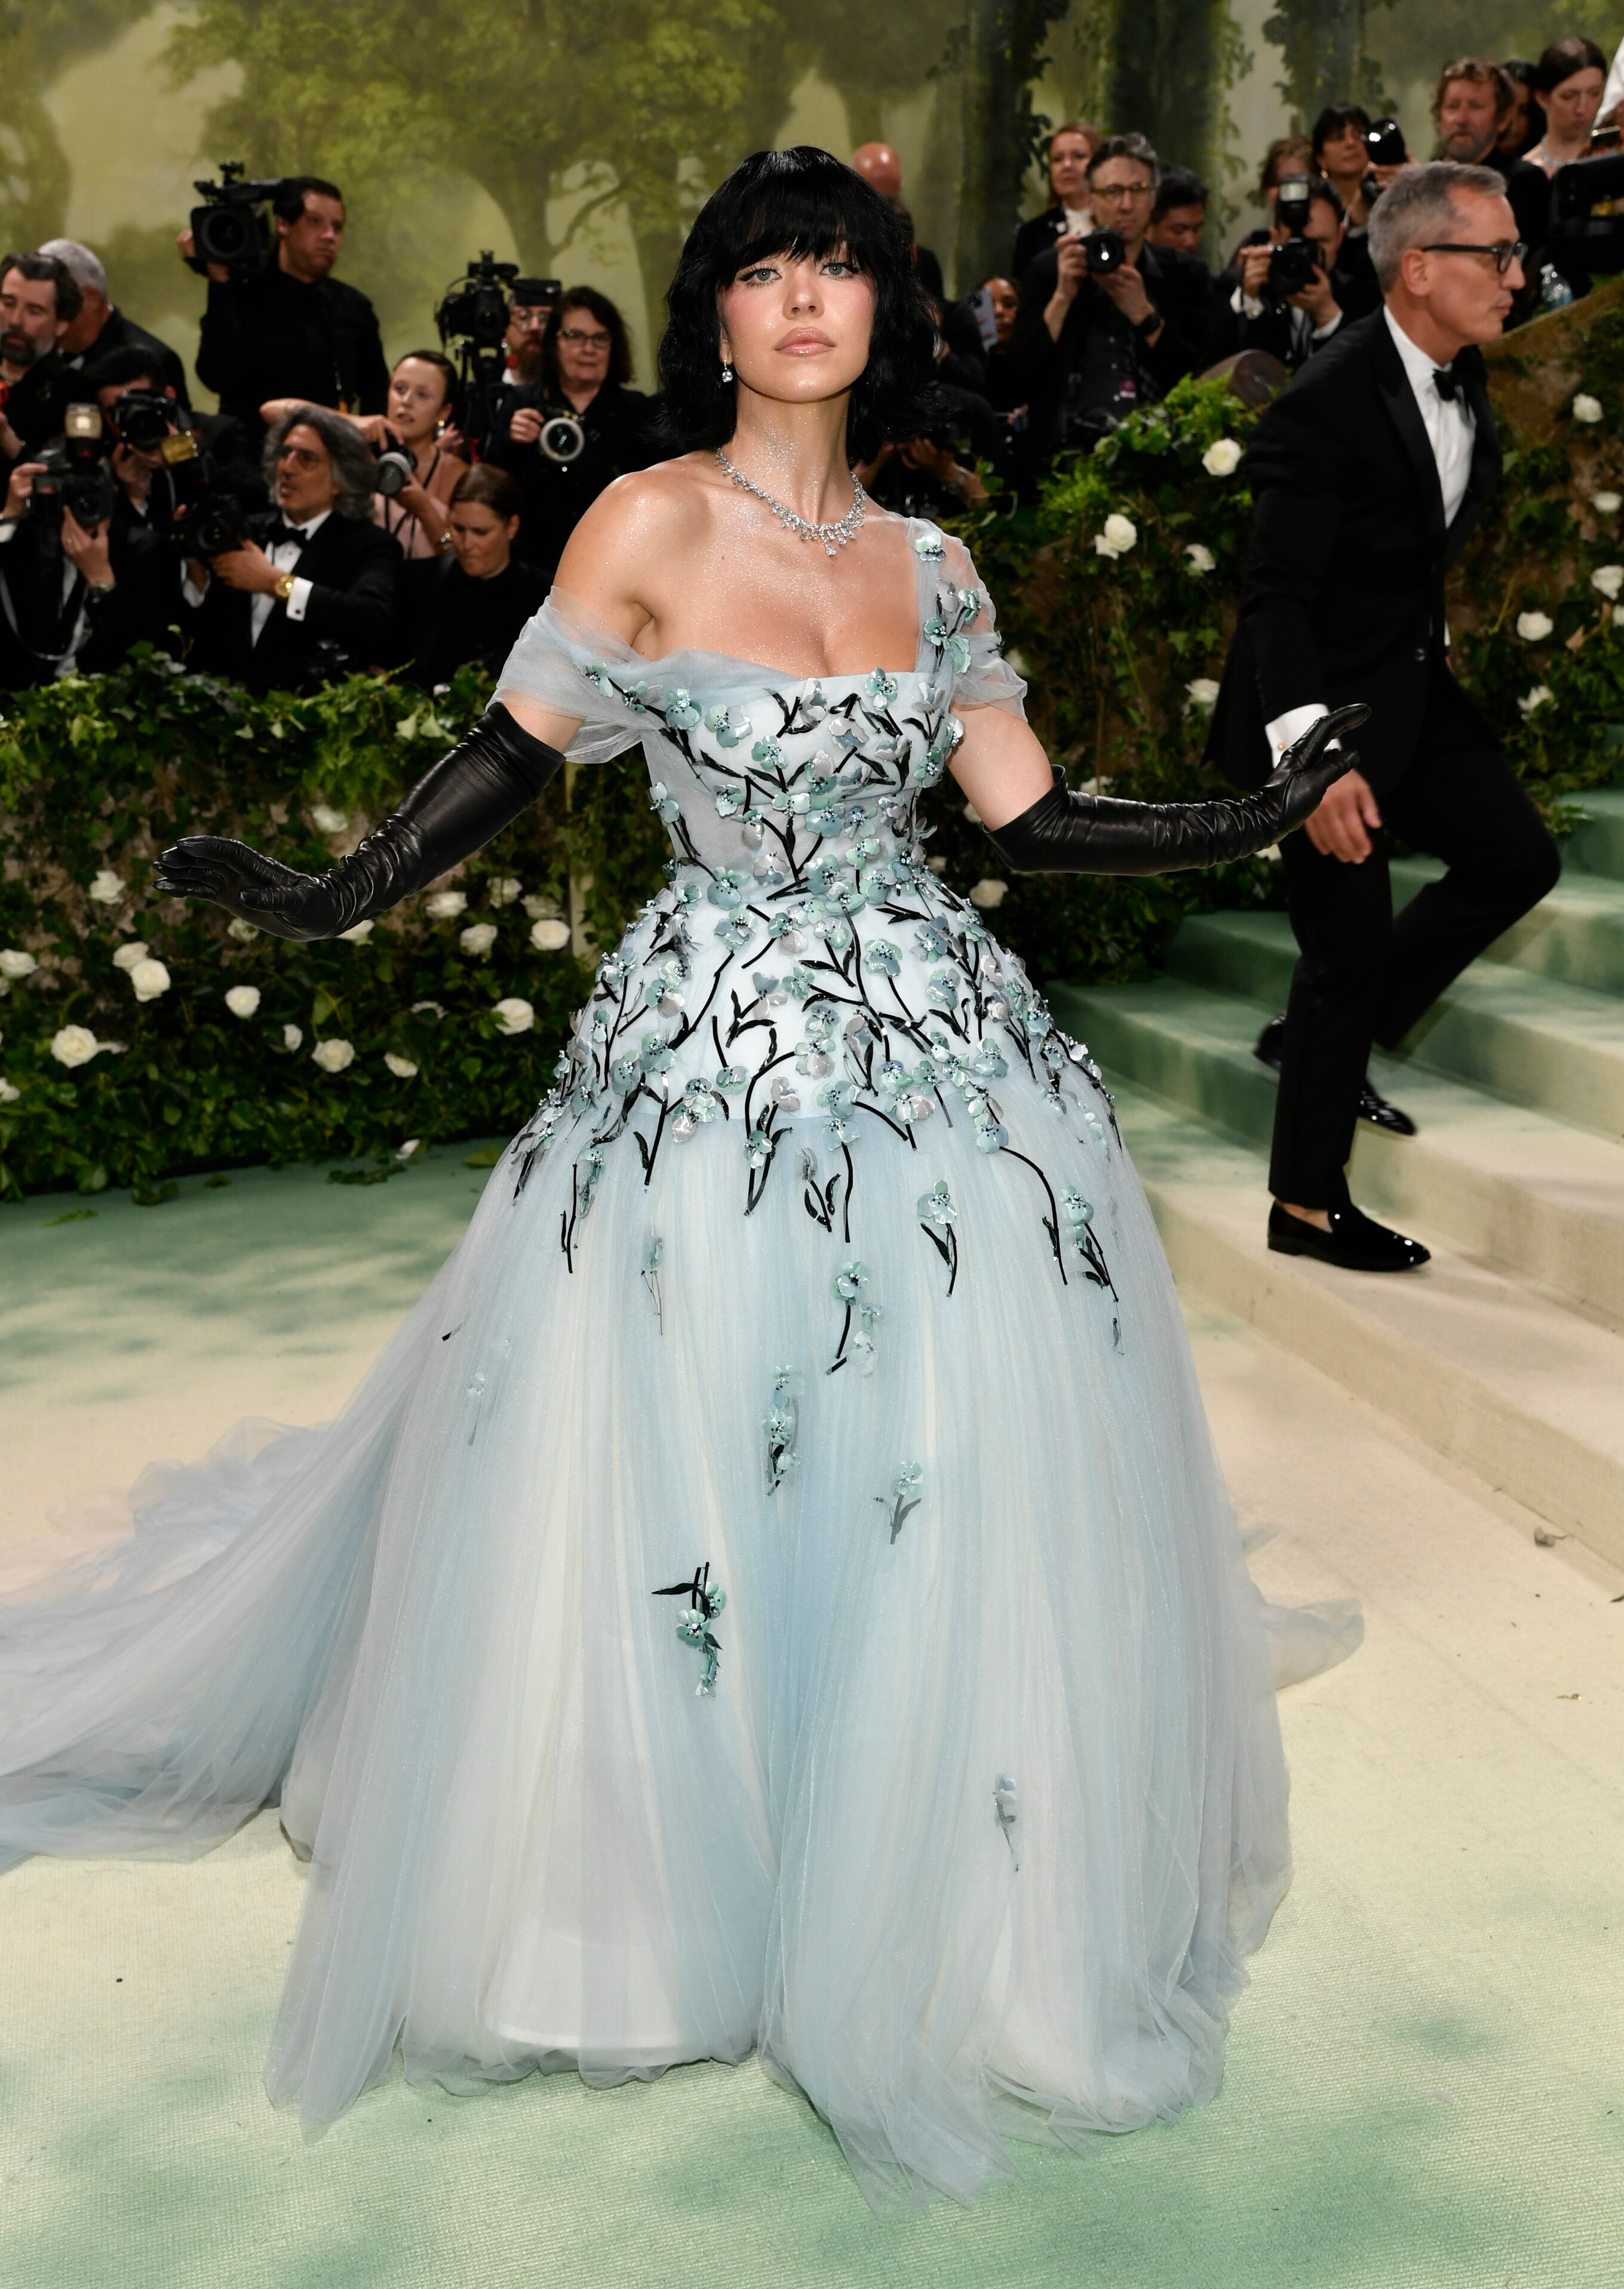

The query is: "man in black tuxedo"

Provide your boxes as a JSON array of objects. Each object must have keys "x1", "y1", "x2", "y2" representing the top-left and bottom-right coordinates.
[
  {"x1": 1206, "y1": 162, "x2": 1559, "y2": 1273},
  {"x1": 180, "y1": 402, "x2": 399, "y2": 691}
]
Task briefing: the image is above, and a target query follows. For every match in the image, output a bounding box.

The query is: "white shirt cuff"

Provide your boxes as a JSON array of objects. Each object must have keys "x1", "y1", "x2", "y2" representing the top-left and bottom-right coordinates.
[
  {"x1": 285, "y1": 575, "x2": 313, "y2": 622},
  {"x1": 1230, "y1": 285, "x2": 1266, "y2": 319},
  {"x1": 182, "y1": 566, "x2": 208, "y2": 606},
  {"x1": 1264, "y1": 701, "x2": 1330, "y2": 760},
  {"x1": 1312, "y1": 308, "x2": 1343, "y2": 341},
  {"x1": 0, "y1": 519, "x2": 17, "y2": 545}
]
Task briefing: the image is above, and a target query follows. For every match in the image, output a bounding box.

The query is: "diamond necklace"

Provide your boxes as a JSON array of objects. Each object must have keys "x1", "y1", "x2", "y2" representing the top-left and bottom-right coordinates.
[{"x1": 714, "y1": 447, "x2": 867, "y2": 558}]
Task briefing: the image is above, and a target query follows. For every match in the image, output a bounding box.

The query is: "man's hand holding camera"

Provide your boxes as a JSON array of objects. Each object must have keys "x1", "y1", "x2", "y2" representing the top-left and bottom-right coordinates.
[
  {"x1": 204, "y1": 539, "x2": 284, "y2": 595},
  {"x1": 1044, "y1": 231, "x2": 1163, "y2": 344},
  {"x1": 1240, "y1": 236, "x2": 1339, "y2": 328},
  {"x1": 60, "y1": 505, "x2": 114, "y2": 591}
]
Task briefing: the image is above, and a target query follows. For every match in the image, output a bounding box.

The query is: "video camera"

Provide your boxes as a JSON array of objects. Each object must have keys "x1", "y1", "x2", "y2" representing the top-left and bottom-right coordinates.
[
  {"x1": 30, "y1": 405, "x2": 118, "y2": 532},
  {"x1": 1546, "y1": 152, "x2": 1624, "y2": 280},
  {"x1": 1263, "y1": 176, "x2": 1322, "y2": 304},
  {"x1": 189, "y1": 161, "x2": 304, "y2": 281},
  {"x1": 435, "y1": 254, "x2": 560, "y2": 458}
]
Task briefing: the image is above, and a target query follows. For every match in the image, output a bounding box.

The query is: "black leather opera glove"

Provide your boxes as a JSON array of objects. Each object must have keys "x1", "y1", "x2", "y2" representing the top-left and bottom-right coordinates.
[
  {"x1": 154, "y1": 704, "x2": 566, "y2": 941},
  {"x1": 984, "y1": 703, "x2": 1368, "y2": 877}
]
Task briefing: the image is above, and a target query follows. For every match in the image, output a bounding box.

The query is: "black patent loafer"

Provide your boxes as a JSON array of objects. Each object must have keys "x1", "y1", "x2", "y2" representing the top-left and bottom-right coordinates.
[
  {"x1": 1254, "y1": 1014, "x2": 1417, "y2": 1136},
  {"x1": 1267, "y1": 1201, "x2": 1430, "y2": 1272}
]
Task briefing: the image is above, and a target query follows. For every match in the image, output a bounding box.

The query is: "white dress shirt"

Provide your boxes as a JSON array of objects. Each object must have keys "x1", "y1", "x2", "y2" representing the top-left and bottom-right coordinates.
[
  {"x1": 183, "y1": 507, "x2": 330, "y2": 646},
  {"x1": 1229, "y1": 282, "x2": 1343, "y2": 363},
  {"x1": 1263, "y1": 308, "x2": 1476, "y2": 762}
]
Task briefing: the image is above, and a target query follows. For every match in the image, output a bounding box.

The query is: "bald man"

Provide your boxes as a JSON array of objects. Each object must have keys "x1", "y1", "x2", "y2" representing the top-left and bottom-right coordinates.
[{"x1": 851, "y1": 142, "x2": 944, "y2": 299}]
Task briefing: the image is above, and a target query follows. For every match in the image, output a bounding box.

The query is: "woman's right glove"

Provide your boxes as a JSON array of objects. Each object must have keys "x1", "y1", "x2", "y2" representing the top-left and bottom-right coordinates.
[
  {"x1": 984, "y1": 702, "x2": 1369, "y2": 876},
  {"x1": 154, "y1": 702, "x2": 565, "y2": 940}
]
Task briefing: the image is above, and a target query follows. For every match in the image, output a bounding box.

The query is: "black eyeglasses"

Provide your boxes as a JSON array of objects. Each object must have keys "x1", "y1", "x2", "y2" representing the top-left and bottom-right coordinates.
[{"x1": 1420, "y1": 239, "x2": 1527, "y2": 274}]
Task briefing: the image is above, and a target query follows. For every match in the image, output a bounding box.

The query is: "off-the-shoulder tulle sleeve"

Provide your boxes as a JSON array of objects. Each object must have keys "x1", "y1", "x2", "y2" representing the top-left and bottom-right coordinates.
[
  {"x1": 913, "y1": 523, "x2": 1029, "y2": 717},
  {"x1": 495, "y1": 590, "x2": 654, "y2": 767}
]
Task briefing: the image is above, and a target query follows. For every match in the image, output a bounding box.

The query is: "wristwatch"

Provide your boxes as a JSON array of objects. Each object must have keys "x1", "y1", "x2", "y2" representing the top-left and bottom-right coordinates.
[
  {"x1": 1134, "y1": 309, "x2": 1162, "y2": 339},
  {"x1": 272, "y1": 571, "x2": 296, "y2": 602}
]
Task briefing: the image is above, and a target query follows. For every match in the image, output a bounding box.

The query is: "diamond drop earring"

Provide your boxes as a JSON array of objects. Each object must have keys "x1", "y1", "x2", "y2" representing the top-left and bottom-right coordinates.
[{"x1": 720, "y1": 362, "x2": 733, "y2": 384}]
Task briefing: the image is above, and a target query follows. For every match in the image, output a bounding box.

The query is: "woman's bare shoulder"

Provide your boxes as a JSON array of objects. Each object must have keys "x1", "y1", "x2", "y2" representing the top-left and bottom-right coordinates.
[{"x1": 552, "y1": 453, "x2": 721, "y2": 623}]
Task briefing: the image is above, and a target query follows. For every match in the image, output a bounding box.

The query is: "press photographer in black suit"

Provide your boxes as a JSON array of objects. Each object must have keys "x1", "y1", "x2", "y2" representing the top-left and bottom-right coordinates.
[
  {"x1": 1206, "y1": 162, "x2": 1559, "y2": 1274},
  {"x1": 1205, "y1": 177, "x2": 1351, "y2": 373},
  {"x1": 184, "y1": 178, "x2": 388, "y2": 444},
  {"x1": 181, "y1": 403, "x2": 399, "y2": 691}
]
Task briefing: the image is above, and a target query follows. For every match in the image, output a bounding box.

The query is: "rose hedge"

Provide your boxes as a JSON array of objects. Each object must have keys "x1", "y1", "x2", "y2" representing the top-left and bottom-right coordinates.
[{"x1": 2, "y1": 292, "x2": 1620, "y2": 1199}]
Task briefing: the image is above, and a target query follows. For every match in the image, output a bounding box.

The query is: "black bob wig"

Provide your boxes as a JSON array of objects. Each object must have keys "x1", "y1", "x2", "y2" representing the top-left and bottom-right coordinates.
[{"x1": 658, "y1": 145, "x2": 938, "y2": 462}]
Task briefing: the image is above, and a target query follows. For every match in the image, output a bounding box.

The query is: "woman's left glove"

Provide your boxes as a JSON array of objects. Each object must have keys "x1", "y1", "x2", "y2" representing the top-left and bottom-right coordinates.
[
  {"x1": 154, "y1": 702, "x2": 565, "y2": 941},
  {"x1": 984, "y1": 702, "x2": 1369, "y2": 877}
]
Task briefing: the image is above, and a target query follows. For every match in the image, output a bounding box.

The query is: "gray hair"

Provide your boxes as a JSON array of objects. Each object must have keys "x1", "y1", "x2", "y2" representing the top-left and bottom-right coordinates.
[
  {"x1": 262, "y1": 403, "x2": 377, "y2": 518},
  {"x1": 1367, "y1": 161, "x2": 1507, "y2": 291},
  {"x1": 38, "y1": 237, "x2": 108, "y2": 299}
]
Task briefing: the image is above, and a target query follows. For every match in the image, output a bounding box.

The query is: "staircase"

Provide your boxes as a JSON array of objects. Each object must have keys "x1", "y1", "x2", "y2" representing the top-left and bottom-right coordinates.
[{"x1": 1051, "y1": 791, "x2": 1624, "y2": 1569}]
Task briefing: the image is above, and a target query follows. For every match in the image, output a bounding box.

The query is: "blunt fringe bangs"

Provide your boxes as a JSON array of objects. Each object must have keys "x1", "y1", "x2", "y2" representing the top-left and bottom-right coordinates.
[{"x1": 658, "y1": 146, "x2": 938, "y2": 461}]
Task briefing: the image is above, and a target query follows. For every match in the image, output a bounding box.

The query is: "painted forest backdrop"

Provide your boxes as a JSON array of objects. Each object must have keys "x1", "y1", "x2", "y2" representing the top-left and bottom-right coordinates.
[{"x1": 11, "y1": 0, "x2": 1624, "y2": 406}]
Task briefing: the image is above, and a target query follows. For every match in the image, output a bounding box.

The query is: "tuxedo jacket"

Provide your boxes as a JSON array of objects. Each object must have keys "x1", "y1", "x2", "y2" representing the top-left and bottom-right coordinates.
[
  {"x1": 185, "y1": 509, "x2": 401, "y2": 690},
  {"x1": 1205, "y1": 310, "x2": 1500, "y2": 794}
]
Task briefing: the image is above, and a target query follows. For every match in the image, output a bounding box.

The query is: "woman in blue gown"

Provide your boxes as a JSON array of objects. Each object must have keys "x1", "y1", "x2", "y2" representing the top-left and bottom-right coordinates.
[{"x1": 0, "y1": 148, "x2": 1361, "y2": 2214}]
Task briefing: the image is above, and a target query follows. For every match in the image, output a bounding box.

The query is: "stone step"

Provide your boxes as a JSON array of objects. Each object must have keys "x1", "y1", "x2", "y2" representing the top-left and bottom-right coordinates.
[
  {"x1": 1387, "y1": 855, "x2": 1624, "y2": 999},
  {"x1": 1110, "y1": 1080, "x2": 1624, "y2": 1570},
  {"x1": 1163, "y1": 910, "x2": 1624, "y2": 1139},
  {"x1": 1565, "y1": 786, "x2": 1624, "y2": 881},
  {"x1": 1052, "y1": 974, "x2": 1624, "y2": 1333}
]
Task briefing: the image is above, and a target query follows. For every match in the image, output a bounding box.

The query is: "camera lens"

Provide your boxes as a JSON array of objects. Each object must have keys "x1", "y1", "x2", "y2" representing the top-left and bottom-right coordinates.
[
  {"x1": 197, "y1": 207, "x2": 256, "y2": 265},
  {"x1": 1083, "y1": 228, "x2": 1126, "y2": 276},
  {"x1": 539, "y1": 414, "x2": 587, "y2": 464}
]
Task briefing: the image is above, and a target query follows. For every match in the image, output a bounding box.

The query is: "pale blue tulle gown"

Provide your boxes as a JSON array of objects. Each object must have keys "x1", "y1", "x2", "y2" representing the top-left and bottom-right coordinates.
[{"x1": 0, "y1": 520, "x2": 1358, "y2": 2214}]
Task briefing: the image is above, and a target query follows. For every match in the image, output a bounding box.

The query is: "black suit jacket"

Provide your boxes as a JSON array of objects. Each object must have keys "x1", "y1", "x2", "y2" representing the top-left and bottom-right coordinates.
[
  {"x1": 1205, "y1": 310, "x2": 1500, "y2": 794},
  {"x1": 185, "y1": 509, "x2": 401, "y2": 689},
  {"x1": 66, "y1": 308, "x2": 191, "y2": 406},
  {"x1": 1011, "y1": 240, "x2": 1212, "y2": 452},
  {"x1": 1012, "y1": 208, "x2": 1069, "y2": 280},
  {"x1": 398, "y1": 553, "x2": 548, "y2": 688},
  {"x1": 197, "y1": 269, "x2": 389, "y2": 436}
]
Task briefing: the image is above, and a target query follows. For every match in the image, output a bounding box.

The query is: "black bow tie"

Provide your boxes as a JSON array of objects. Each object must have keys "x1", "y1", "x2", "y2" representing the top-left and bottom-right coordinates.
[
  {"x1": 265, "y1": 518, "x2": 310, "y2": 547},
  {"x1": 1433, "y1": 361, "x2": 1462, "y2": 402}
]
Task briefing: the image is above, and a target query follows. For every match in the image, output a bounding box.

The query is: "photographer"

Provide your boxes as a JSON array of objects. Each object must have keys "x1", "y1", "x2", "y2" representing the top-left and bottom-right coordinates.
[
  {"x1": 0, "y1": 401, "x2": 169, "y2": 688},
  {"x1": 0, "y1": 253, "x2": 79, "y2": 472},
  {"x1": 397, "y1": 466, "x2": 546, "y2": 689},
  {"x1": 40, "y1": 238, "x2": 189, "y2": 405},
  {"x1": 89, "y1": 346, "x2": 263, "y2": 540},
  {"x1": 1010, "y1": 133, "x2": 1211, "y2": 459},
  {"x1": 1207, "y1": 176, "x2": 1349, "y2": 370},
  {"x1": 1145, "y1": 167, "x2": 1209, "y2": 263},
  {"x1": 180, "y1": 403, "x2": 400, "y2": 690},
  {"x1": 490, "y1": 287, "x2": 654, "y2": 577},
  {"x1": 184, "y1": 177, "x2": 388, "y2": 441},
  {"x1": 263, "y1": 349, "x2": 469, "y2": 559}
]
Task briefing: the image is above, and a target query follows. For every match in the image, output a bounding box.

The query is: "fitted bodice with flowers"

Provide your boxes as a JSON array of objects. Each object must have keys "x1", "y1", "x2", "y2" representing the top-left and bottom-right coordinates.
[{"x1": 494, "y1": 519, "x2": 1119, "y2": 1304}]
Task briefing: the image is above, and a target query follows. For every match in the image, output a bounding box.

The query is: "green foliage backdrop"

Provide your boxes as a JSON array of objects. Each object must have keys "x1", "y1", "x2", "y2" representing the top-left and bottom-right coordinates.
[{"x1": 3, "y1": 288, "x2": 1621, "y2": 1202}]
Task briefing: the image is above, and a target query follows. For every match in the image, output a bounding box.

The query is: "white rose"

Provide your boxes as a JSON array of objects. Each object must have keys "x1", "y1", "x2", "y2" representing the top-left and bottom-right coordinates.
[
  {"x1": 129, "y1": 957, "x2": 171, "y2": 1003},
  {"x1": 1517, "y1": 684, "x2": 1555, "y2": 717},
  {"x1": 1202, "y1": 437, "x2": 1244, "y2": 476},
  {"x1": 493, "y1": 996, "x2": 535, "y2": 1035},
  {"x1": 394, "y1": 1137, "x2": 422, "y2": 1161},
  {"x1": 384, "y1": 1051, "x2": 419, "y2": 1078},
  {"x1": 224, "y1": 984, "x2": 262, "y2": 1018},
  {"x1": 0, "y1": 948, "x2": 38, "y2": 980},
  {"x1": 87, "y1": 869, "x2": 125, "y2": 904},
  {"x1": 1593, "y1": 564, "x2": 1624, "y2": 600},
  {"x1": 522, "y1": 894, "x2": 561, "y2": 921},
  {"x1": 968, "y1": 878, "x2": 1009, "y2": 909},
  {"x1": 1594, "y1": 491, "x2": 1621, "y2": 514},
  {"x1": 227, "y1": 918, "x2": 260, "y2": 942},
  {"x1": 312, "y1": 1037, "x2": 355, "y2": 1073},
  {"x1": 51, "y1": 1024, "x2": 102, "y2": 1068},
  {"x1": 1573, "y1": 393, "x2": 1604, "y2": 425},
  {"x1": 530, "y1": 917, "x2": 572, "y2": 952},
  {"x1": 1184, "y1": 543, "x2": 1215, "y2": 573},
  {"x1": 1094, "y1": 512, "x2": 1138, "y2": 559},
  {"x1": 1515, "y1": 610, "x2": 1554, "y2": 642},
  {"x1": 425, "y1": 889, "x2": 467, "y2": 919},
  {"x1": 1184, "y1": 677, "x2": 1221, "y2": 712},
  {"x1": 0, "y1": 1076, "x2": 18, "y2": 1103},
  {"x1": 282, "y1": 1023, "x2": 303, "y2": 1051},
  {"x1": 311, "y1": 803, "x2": 348, "y2": 834},
  {"x1": 111, "y1": 940, "x2": 149, "y2": 973},
  {"x1": 461, "y1": 922, "x2": 498, "y2": 957},
  {"x1": 338, "y1": 919, "x2": 374, "y2": 943},
  {"x1": 489, "y1": 876, "x2": 522, "y2": 907}
]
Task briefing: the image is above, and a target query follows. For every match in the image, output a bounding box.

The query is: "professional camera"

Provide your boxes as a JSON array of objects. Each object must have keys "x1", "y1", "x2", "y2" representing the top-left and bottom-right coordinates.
[
  {"x1": 105, "y1": 389, "x2": 179, "y2": 455},
  {"x1": 1263, "y1": 176, "x2": 1321, "y2": 304},
  {"x1": 1546, "y1": 151, "x2": 1624, "y2": 278},
  {"x1": 435, "y1": 256, "x2": 561, "y2": 458},
  {"x1": 538, "y1": 411, "x2": 587, "y2": 464},
  {"x1": 189, "y1": 161, "x2": 302, "y2": 281},
  {"x1": 373, "y1": 436, "x2": 417, "y2": 497},
  {"x1": 1362, "y1": 118, "x2": 1407, "y2": 170},
  {"x1": 155, "y1": 429, "x2": 248, "y2": 559},
  {"x1": 1083, "y1": 228, "x2": 1126, "y2": 276},
  {"x1": 31, "y1": 404, "x2": 118, "y2": 531}
]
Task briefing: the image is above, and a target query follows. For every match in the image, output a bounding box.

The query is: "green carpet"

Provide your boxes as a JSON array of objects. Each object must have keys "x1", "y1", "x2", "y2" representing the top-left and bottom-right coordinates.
[{"x1": 2, "y1": 1154, "x2": 1620, "y2": 2288}]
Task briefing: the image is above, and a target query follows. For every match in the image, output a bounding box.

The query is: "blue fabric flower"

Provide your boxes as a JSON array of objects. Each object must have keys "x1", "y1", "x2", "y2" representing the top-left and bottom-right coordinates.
[
  {"x1": 863, "y1": 938, "x2": 901, "y2": 977},
  {"x1": 707, "y1": 869, "x2": 749, "y2": 910}
]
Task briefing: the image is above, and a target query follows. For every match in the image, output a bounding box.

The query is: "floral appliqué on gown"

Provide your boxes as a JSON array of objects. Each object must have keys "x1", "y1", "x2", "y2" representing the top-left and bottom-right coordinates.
[{"x1": 0, "y1": 518, "x2": 1358, "y2": 2216}]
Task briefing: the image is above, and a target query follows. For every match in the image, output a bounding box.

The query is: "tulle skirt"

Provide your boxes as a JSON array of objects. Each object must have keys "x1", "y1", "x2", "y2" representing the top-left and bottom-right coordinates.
[{"x1": 0, "y1": 1094, "x2": 1358, "y2": 2213}]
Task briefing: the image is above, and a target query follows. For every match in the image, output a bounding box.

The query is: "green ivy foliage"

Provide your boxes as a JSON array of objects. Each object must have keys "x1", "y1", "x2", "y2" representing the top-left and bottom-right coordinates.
[{"x1": 2, "y1": 330, "x2": 1619, "y2": 1202}]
